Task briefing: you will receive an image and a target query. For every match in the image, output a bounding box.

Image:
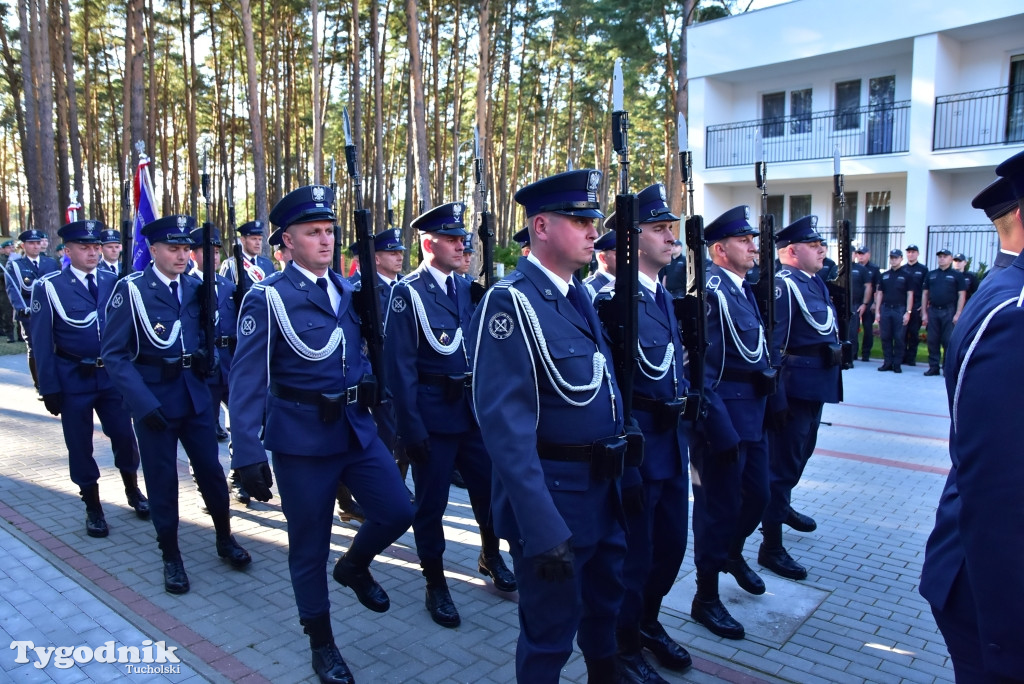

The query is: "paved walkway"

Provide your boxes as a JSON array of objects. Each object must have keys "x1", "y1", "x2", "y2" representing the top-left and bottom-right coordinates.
[{"x1": 0, "y1": 350, "x2": 955, "y2": 683}]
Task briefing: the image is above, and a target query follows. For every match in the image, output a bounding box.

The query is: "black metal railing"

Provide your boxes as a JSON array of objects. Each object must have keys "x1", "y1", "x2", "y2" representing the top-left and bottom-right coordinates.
[
  {"x1": 925, "y1": 224, "x2": 999, "y2": 270},
  {"x1": 933, "y1": 86, "x2": 1024, "y2": 151},
  {"x1": 706, "y1": 102, "x2": 911, "y2": 168},
  {"x1": 779, "y1": 224, "x2": 905, "y2": 264}
]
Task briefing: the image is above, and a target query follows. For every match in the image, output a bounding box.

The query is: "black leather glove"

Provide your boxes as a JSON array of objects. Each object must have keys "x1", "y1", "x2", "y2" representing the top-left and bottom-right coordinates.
[
  {"x1": 406, "y1": 440, "x2": 431, "y2": 466},
  {"x1": 534, "y1": 540, "x2": 575, "y2": 582},
  {"x1": 713, "y1": 444, "x2": 740, "y2": 464},
  {"x1": 42, "y1": 393, "x2": 63, "y2": 416},
  {"x1": 236, "y1": 462, "x2": 275, "y2": 502},
  {"x1": 622, "y1": 484, "x2": 645, "y2": 516},
  {"x1": 193, "y1": 349, "x2": 219, "y2": 378},
  {"x1": 141, "y1": 408, "x2": 169, "y2": 431}
]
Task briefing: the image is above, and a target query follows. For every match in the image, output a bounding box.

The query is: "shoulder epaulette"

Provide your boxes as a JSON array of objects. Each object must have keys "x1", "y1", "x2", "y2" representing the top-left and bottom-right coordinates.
[
  {"x1": 777, "y1": 269, "x2": 792, "y2": 278},
  {"x1": 706, "y1": 274, "x2": 721, "y2": 291},
  {"x1": 38, "y1": 270, "x2": 61, "y2": 283}
]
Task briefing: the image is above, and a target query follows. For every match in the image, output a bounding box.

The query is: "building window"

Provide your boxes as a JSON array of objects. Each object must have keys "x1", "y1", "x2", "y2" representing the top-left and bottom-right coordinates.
[
  {"x1": 790, "y1": 89, "x2": 812, "y2": 135},
  {"x1": 835, "y1": 80, "x2": 861, "y2": 131},
  {"x1": 790, "y1": 195, "x2": 812, "y2": 221},
  {"x1": 766, "y1": 195, "x2": 784, "y2": 228},
  {"x1": 1008, "y1": 55, "x2": 1024, "y2": 143},
  {"x1": 762, "y1": 91, "x2": 785, "y2": 139}
]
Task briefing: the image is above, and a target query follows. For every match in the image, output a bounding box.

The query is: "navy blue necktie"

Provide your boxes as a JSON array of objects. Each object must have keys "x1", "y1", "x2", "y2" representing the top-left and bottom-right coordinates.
[
  {"x1": 86, "y1": 273, "x2": 98, "y2": 302},
  {"x1": 566, "y1": 285, "x2": 594, "y2": 334},
  {"x1": 742, "y1": 281, "x2": 761, "y2": 320},
  {"x1": 169, "y1": 280, "x2": 179, "y2": 310},
  {"x1": 316, "y1": 277, "x2": 329, "y2": 294},
  {"x1": 446, "y1": 275, "x2": 458, "y2": 309},
  {"x1": 655, "y1": 285, "x2": 670, "y2": 319}
]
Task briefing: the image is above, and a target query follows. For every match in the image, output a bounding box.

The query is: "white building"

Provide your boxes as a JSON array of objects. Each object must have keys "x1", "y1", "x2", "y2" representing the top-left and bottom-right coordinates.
[{"x1": 688, "y1": 0, "x2": 1024, "y2": 268}]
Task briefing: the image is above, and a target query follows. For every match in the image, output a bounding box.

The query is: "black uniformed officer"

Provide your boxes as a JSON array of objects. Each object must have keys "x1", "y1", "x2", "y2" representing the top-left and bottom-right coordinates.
[
  {"x1": 921, "y1": 248, "x2": 965, "y2": 377},
  {"x1": 30, "y1": 220, "x2": 148, "y2": 537},
  {"x1": 101, "y1": 215, "x2": 250, "y2": 594},
  {"x1": 659, "y1": 239, "x2": 686, "y2": 299},
  {"x1": 971, "y1": 178, "x2": 1022, "y2": 276},
  {"x1": 849, "y1": 254, "x2": 873, "y2": 361},
  {"x1": 4, "y1": 230, "x2": 61, "y2": 388},
  {"x1": 854, "y1": 245, "x2": 881, "y2": 361},
  {"x1": 901, "y1": 245, "x2": 928, "y2": 366},
  {"x1": 873, "y1": 249, "x2": 912, "y2": 373},
  {"x1": 952, "y1": 254, "x2": 978, "y2": 300}
]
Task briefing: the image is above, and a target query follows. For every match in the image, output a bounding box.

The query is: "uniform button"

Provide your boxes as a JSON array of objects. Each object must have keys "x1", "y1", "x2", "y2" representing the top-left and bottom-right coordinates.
[
  {"x1": 568, "y1": 347, "x2": 574, "y2": 354},
  {"x1": 553, "y1": 480, "x2": 560, "y2": 487},
  {"x1": 307, "y1": 322, "x2": 313, "y2": 327}
]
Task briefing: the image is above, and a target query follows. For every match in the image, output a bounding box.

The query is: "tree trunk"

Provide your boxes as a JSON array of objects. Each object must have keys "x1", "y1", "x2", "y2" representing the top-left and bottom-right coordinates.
[
  {"x1": 406, "y1": 0, "x2": 430, "y2": 213},
  {"x1": 311, "y1": 0, "x2": 322, "y2": 183},
  {"x1": 240, "y1": 0, "x2": 268, "y2": 224},
  {"x1": 370, "y1": 0, "x2": 386, "y2": 230}
]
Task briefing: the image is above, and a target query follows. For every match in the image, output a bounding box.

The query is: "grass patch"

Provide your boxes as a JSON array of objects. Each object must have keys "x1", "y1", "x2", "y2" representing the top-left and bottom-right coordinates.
[{"x1": 0, "y1": 340, "x2": 26, "y2": 356}]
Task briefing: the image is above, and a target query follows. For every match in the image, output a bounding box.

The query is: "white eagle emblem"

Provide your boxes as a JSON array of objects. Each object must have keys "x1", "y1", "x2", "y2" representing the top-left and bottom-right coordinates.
[
  {"x1": 743, "y1": 206, "x2": 751, "y2": 220},
  {"x1": 453, "y1": 204, "x2": 463, "y2": 222},
  {"x1": 488, "y1": 312, "x2": 514, "y2": 340},
  {"x1": 176, "y1": 216, "x2": 188, "y2": 228},
  {"x1": 312, "y1": 186, "x2": 326, "y2": 202},
  {"x1": 86, "y1": 221, "x2": 96, "y2": 233},
  {"x1": 587, "y1": 171, "x2": 601, "y2": 192},
  {"x1": 658, "y1": 184, "x2": 667, "y2": 202},
  {"x1": 810, "y1": 216, "x2": 818, "y2": 229}
]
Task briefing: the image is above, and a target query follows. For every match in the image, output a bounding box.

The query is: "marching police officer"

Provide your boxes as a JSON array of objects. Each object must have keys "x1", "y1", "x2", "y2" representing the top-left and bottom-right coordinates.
[
  {"x1": 920, "y1": 150, "x2": 1024, "y2": 682},
  {"x1": 29, "y1": 219, "x2": 149, "y2": 537},
  {"x1": 101, "y1": 215, "x2": 250, "y2": 595},
  {"x1": 598, "y1": 184, "x2": 694, "y2": 682},
  {"x1": 99, "y1": 229, "x2": 123, "y2": 275},
  {"x1": 689, "y1": 206, "x2": 772, "y2": 641},
  {"x1": 854, "y1": 245, "x2": 881, "y2": 362},
  {"x1": 384, "y1": 201, "x2": 515, "y2": 629},
  {"x1": 760, "y1": 216, "x2": 843, "y2": 582},
  {"x1": 971, "y1": 178, "x2": 1022, "y2": 276},
  {"x1": 228, "y1": 186, "x2": 414, "y2": 684},
  {"x1": 873, "y1": 249, "x2": 912, "y2": 373},
  {"x1": 270, "y1": 226, "x2": 292, "y2": 268},
  {"x1": 920, "y1": 248, "x2": 966, "y2": 377},
  {"x1": 901, "y1": 245, "x2": 928, "y2": 366},
  {"x1": 5, "y1": 229, "x2": 60, "y2": 388},
  {"x1": 583, "y1": 230, "x2": 617, "y2": 300},
  {"x1": 220, "y1": 220, "x2": 274, "y2": 286},
  {"x1": 470, "y1": 169, "x2": 628, "y2": 683}
]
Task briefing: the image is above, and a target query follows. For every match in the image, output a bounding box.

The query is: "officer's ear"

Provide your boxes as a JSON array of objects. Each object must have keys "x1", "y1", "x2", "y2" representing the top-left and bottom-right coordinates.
[{"x1": 421, "y1": 233, "x2": 435, "y2": 256}]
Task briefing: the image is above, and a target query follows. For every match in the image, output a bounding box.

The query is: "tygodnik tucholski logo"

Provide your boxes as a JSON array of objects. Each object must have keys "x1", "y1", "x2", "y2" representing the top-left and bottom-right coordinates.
[{"x1": 10, "y1": 639, "x2": 182, "y2": 674}]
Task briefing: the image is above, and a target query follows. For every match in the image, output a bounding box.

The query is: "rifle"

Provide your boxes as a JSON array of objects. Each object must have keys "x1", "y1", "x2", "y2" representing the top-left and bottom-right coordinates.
[
  {"x1": 828, "y1": 147, "x2": 854, "y2": 369},
  {"x1": 330, "y1": 157, "x2": 341, "y2": 273},
  {"x1": 119, "y1": 154, "x2": 132, "y2": 279},
  {"x1": 344, "y1": 107, "x2": 387, "y2": 407},
  {"x1": 471, "y1": 124, "x2": 494, "y2": 304},
  {"x1": 673, "y1": 113, "x2": 708, "y2": 423},
  {"x1": 199, "y1": 152, "x2": 218, "y2": 378},
  {"x1": 600, "y1": 58, "x2": 642, "y2": 463},
  {"x1": 226, "y1": 188, "x2": 244, "y2": 313},
  {"x1": 753, "y1": 130, "x2": 775, "y2": 345}
]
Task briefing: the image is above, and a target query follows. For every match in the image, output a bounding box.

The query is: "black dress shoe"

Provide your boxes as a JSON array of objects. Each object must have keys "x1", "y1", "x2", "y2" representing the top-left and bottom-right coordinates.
[
  {"x1": 425, "y1": 584, "x2": 461, "y2": 628},
  {"x1": 877, "y1": 364, "x2": 892, "y2": 372},
  {"x1": 616, "y1": 652, "x2": 668, "y2": 684},
  {"x1": 639, "y1": 621, "x2": 692, "y2": 671},
  {"x1": 337, "y1": 499, "x2": 365, "y2": 524},
  {"x1": 216, "y1": 535, "x2": 252, "y2": 569},
  {"x1": 924, "y1": 368, "x2": 941, "y2": 376},
  {"x1": 216, "y1": 425, "x2": 230, "y2": 442},
  {"x1": 126, "y1": 489, "x2": 150, "y2": 520},
  {"x1": 860, "y1": 356, "x2": 869, "y2": 363},
  {"x1": 725, "y1": 557, "x2": 765, "y2": 595},
  {"x1": 905, "y1": 360, "x2": 917, "y2": 367},
  {"x1": 690, "y1": 597, "x2": 744, "y2": 639},
  {"x1": 232, "y1": 480, "x2": 251, "y2": 505},
  {"x1": 758, "y1": 544, "x2": 808, "y2": 580},
  {"x1": 784, "y1": 508, "x2": 817, "y2": 532},
  {"x1": 333, "y1": 554, "x2": 389, "y2": 612},
  {"x1": 163, "y1": 559, "x2": 190, "y2": 594},
  {"x1": 310, "y1": 643, "x2": 355, "y2": 684},
  {"x1": 450, "y1": 468, "x2": 467, "y2": 489},
  {"x1": 478, "y1": 552, "x2": 517, "y2": 592},
  {"x1": 85, "y1": 509, "x2": 109, "y2": 538},
  {"x1": 893, "y1": 365, "x2": 902, "y2": 373}
]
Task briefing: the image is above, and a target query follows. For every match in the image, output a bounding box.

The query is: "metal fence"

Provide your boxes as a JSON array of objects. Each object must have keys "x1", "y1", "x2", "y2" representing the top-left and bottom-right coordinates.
[
  {"x1": 811, "y1": 225, "x2": 905, "y2": 263},
  {"x1": 706, "y1": 102, "x2": 911, "y2": 168},
  {"x1": 933, "y1": 86, "x2": 1024, "y2": 151},
  {"x1": 925, "y1": 225, "x2": 999, "y2": 270}
]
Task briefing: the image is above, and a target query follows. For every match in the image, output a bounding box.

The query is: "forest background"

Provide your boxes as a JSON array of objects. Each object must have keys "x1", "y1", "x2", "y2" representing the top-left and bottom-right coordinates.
[{"x1": 0, "y1": 0, "x2": 763, "y2": 266}]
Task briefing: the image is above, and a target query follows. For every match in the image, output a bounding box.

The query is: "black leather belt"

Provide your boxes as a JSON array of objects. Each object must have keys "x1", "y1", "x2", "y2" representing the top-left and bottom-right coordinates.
[
  {"x1": 135, "y1": 353, "x2": 193, "y2": 369},
  {"x1": 537, "y1": 434, "x2": 631, "y2": 480},
  {"x1": 721, "y1": 366, "x2": 778, "y2": 396},
  {"x1": 271, "y1": 381, "x2": 360, "y2": 406},
  {"x1": 786, "y1": 343, "x2": 831, "y2": 357},
  {"x1": 536, "y1": 441, "x2": 599, "y2": 462},
  {"x1": 56, "y1": 348, "x2": 104, "y2": 368},
  {"x1": 214, "y1": 335, "x2": 235, "y2": 349},
  {"x1": 882, "y1": 303, "x2": 904, "y2": 309},
  {"x1": 929, "y1": 304, "x2": 953, "y2": 310},
  {"x1": 418, "y1": 372, "x2": 472, "y2": 387}
]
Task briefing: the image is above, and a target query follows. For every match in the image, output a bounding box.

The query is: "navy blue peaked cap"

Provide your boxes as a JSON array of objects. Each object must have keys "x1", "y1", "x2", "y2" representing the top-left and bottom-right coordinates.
[
  {"x1": 513, "y1": 227, "x2": 530, "y2": 247},
  {"x1": 971, "y1": 177, "x2": 1018, "y2": 220},
  {"x1": 58, "y1": 220, "x2": 106, "y2": 244},
  {"x1": 704, "y1": 206, "x2": 758, "y2": 243},
  {"x1": 375, "y1": 228, "x2": 405, "y2": 252},
  {"x1": 238, "y1": 220, "x2": 266, "y2": 236},
  {"x1": 775, "y1": 215, "x2": 823, "y2": 247},
  {"x1": 996, "y1": 150, "x2": 1024, "y2": 201},
  {"x1": 637, "y1": 183, "x2": 680, "y2": 223},
  {"x1": 142, "y1": 215, "x2": 196, "y2": 245},
  {"x1": 411, "y1": 202, "x2": 468, "y2": 236},
  {"x1": 268, "y1": 227, "x2": 285, "y2": 247},
  {"x1": 18, "y1": 229, "x2": 46, "y2": 242},
  {"x1": 514, "y1": 169, "x2": 605, "y2": 219},
  {"x1": 188, "y1": 226, "x2": 222, "y2": 247},
  {"x1": 99, "y1": 228, "x2": 121, "y2": 244},
  {"x1": 462, "y1": 233, "x2": 475, "y2": 254},
  {"x1": 594, "y1": 231, "x2": 616, "y2": 251},
  {"x1": 270, "y1": 185, "x2": 336, "y2": 229}
]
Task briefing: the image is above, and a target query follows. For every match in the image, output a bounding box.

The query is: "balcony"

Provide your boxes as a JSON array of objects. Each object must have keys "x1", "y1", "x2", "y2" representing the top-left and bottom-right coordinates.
[
  {"x1": 705, "y1": 102, "x2": 910, "y2": 169},
  {"x1": 933, "y1": 86, "x2": 1024, "y2": 151}
]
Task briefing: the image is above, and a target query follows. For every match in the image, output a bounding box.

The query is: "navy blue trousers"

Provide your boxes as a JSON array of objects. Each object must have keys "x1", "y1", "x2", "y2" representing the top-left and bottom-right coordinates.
[
  {"x1": 930, "y1": 568, "x2": 1005, "y2": 684},
  {"x1": 764, "y1": 398, "x2": 824, "y2": 527},
  {"x1": 878, "y1": 305, "x2": 905, "y2": 366},
  {"x1": 691, "y1": 435, "x2": 769, "y2": 573},
  {"x1": 133, "y1": 405, "x2": 228, "y2": 542},
  {"x1": 509, "y1": 499, "x2": 626, "y2": 684},
  {"x1": 272, "y1": 437, "x2": 414, "y2": 619},
  {"x1": 410, "y1": 429, "x2": 493, "y2": 562},
  {"x1": 62, "y1": 387, "x2": 139, "y2": 487}
]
